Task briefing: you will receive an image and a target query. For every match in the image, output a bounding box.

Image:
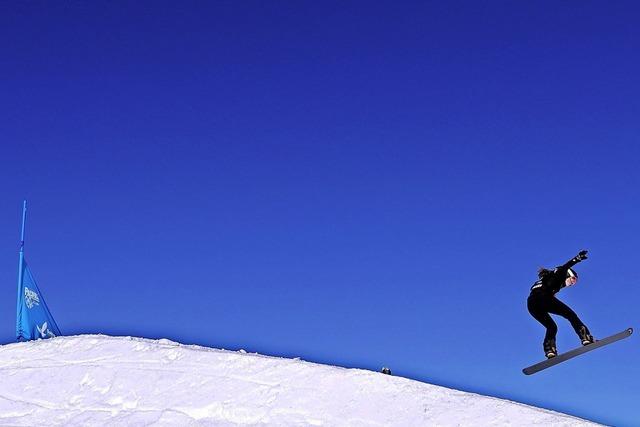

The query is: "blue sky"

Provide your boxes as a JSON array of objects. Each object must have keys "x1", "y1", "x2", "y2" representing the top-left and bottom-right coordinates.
[{"x1": 1, "y1": 1, "x2": 639, "y2": 425}]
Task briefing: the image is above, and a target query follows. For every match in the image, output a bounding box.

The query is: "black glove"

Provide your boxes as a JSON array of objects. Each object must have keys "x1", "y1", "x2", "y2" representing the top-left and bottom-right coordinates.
[{"x1": 576, "y1": 250, "x2": 588, "y2": 261}]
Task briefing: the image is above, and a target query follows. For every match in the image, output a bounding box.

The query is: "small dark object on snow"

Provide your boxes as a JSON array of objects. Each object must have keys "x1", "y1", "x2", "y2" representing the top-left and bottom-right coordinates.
[{"x1": 381, "y1": 367, "x2": 392, "y2": 375}]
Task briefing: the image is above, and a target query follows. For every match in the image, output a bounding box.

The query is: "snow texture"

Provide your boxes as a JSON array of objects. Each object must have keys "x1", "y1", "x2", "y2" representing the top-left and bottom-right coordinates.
[{"x1": 0, "y1": 335, "x2": 600, "y2": 426}]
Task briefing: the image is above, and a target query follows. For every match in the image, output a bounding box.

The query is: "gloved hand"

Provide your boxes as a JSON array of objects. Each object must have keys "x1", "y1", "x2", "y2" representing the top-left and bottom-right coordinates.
[{"x1": 576, "y1": 250, "x2": 588, "y2": 261}]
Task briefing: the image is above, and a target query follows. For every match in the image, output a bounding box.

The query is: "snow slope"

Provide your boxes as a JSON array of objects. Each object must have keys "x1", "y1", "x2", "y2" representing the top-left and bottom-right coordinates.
[{"x1": 0, "y1": 335, "x2": 599, "y2": 426}]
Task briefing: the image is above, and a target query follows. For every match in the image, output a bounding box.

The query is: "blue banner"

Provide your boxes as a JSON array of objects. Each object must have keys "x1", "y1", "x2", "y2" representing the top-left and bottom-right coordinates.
[{"x1": 16, "y1": 260, "x2": 61, "y2": 341}]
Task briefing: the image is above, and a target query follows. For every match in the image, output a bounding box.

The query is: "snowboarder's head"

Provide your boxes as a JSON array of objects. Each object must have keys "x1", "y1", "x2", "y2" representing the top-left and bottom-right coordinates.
[
  {"x1": 537, "y1": 267, "x2": 553, "y2": 278},
  {"x1": 565, "y1": 268, "x2": 578, "y2": 287}
]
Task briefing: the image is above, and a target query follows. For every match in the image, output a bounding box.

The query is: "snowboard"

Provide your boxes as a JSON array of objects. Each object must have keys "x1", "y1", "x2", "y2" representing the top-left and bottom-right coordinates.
[{"x1": 523, "y1": 328, "x2": 633, "y2": 375}]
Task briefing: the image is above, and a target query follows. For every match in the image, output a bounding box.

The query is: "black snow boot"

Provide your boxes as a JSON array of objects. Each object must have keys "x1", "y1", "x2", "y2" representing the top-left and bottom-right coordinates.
[
  {"x1": 579, "y1": 326, "x2": 595, "y2": 346},
  {"x1": 544, "y1": 338, "x2": 557, "y2": 359}
]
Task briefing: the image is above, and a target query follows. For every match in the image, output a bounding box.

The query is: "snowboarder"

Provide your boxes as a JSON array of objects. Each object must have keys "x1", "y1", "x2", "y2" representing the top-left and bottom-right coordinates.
[{"x1": 527, "y1": 250, "x2": 594, "y2": 359}]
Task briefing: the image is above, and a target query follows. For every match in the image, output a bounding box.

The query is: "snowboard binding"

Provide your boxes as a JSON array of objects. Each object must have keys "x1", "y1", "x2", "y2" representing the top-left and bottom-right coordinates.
[
  {"x1": 544, "y1": 339, "x2": 557, "y2": 359},
  {"x1": 579, "y1": 326, "x2": 595, "y2": 346}
]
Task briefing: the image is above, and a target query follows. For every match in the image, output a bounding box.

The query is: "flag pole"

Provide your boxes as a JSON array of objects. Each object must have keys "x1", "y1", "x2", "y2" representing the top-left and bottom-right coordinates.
[{"x1": 16, "y1": 200, "x2": 27, "y2": 340}]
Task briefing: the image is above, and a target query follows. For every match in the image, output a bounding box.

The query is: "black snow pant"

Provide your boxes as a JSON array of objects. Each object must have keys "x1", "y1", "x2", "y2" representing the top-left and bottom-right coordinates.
[{"x1": 527, "y1": 291, "x2": 588, "y2": 345}]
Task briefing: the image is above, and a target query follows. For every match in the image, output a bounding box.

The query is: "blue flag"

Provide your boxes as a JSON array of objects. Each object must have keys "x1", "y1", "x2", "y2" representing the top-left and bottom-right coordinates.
[{"x1": 16, "y1": 260, "x2": 61, "y2": 341}]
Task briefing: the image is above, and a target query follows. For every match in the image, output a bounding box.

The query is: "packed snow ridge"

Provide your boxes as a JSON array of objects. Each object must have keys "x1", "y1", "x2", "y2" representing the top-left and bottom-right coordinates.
[{"x1": 0, "y1": 335, "x2": 598, "y2": 426}]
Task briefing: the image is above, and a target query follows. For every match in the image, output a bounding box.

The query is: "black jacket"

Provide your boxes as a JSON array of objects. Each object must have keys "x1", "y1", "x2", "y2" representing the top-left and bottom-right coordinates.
[{"x1": 530, "y1": 256, "x2": 583, "y2": 295}]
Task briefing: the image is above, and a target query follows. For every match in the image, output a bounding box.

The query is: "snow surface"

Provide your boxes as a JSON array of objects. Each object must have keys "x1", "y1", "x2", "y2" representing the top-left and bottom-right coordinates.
[{"x1": 0, "y1": 335, "x2": 600, "y2": 426}]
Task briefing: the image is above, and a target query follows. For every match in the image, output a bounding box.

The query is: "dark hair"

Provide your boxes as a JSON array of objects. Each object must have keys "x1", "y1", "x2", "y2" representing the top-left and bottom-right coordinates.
[{"x1": 537, "y1": 267, "x2": 552, "y2": 278}]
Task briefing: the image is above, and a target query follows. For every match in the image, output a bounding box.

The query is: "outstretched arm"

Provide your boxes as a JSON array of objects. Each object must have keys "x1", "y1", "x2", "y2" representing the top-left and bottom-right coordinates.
[{"x1": 558, "y1": 250, "x2": 588, "y2": 273}]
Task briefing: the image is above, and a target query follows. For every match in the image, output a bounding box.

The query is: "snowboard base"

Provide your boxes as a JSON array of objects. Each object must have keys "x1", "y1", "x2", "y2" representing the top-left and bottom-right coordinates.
[{"x1": 523, "y1": 328, "x2": 633, "y2": 375}]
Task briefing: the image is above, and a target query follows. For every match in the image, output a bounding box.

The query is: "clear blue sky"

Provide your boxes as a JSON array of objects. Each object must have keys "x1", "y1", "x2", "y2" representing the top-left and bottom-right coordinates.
[{"x1": 1, "y1": 2, "x2": 639, "y2": 425}]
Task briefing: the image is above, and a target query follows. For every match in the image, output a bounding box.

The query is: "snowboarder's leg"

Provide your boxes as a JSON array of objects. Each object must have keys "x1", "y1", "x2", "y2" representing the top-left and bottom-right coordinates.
[
  {"x1": 537, "y1": 313, "x2": 558, "y2": 358},
  {"x1": 547, "y1": 297, "x2": 594, "y2": 345},
  {"x1": 527, "y1": 297, "x2": 558, "y2": 357}
]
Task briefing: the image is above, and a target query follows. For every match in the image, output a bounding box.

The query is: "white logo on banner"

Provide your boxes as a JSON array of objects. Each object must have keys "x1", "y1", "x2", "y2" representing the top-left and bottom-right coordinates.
[
  {"x1": 37, "y1": 322, "x2": 56, "y2": 339},
  {"x1": 24, "y1": 287, "x2": 40, "y2": 309}
]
